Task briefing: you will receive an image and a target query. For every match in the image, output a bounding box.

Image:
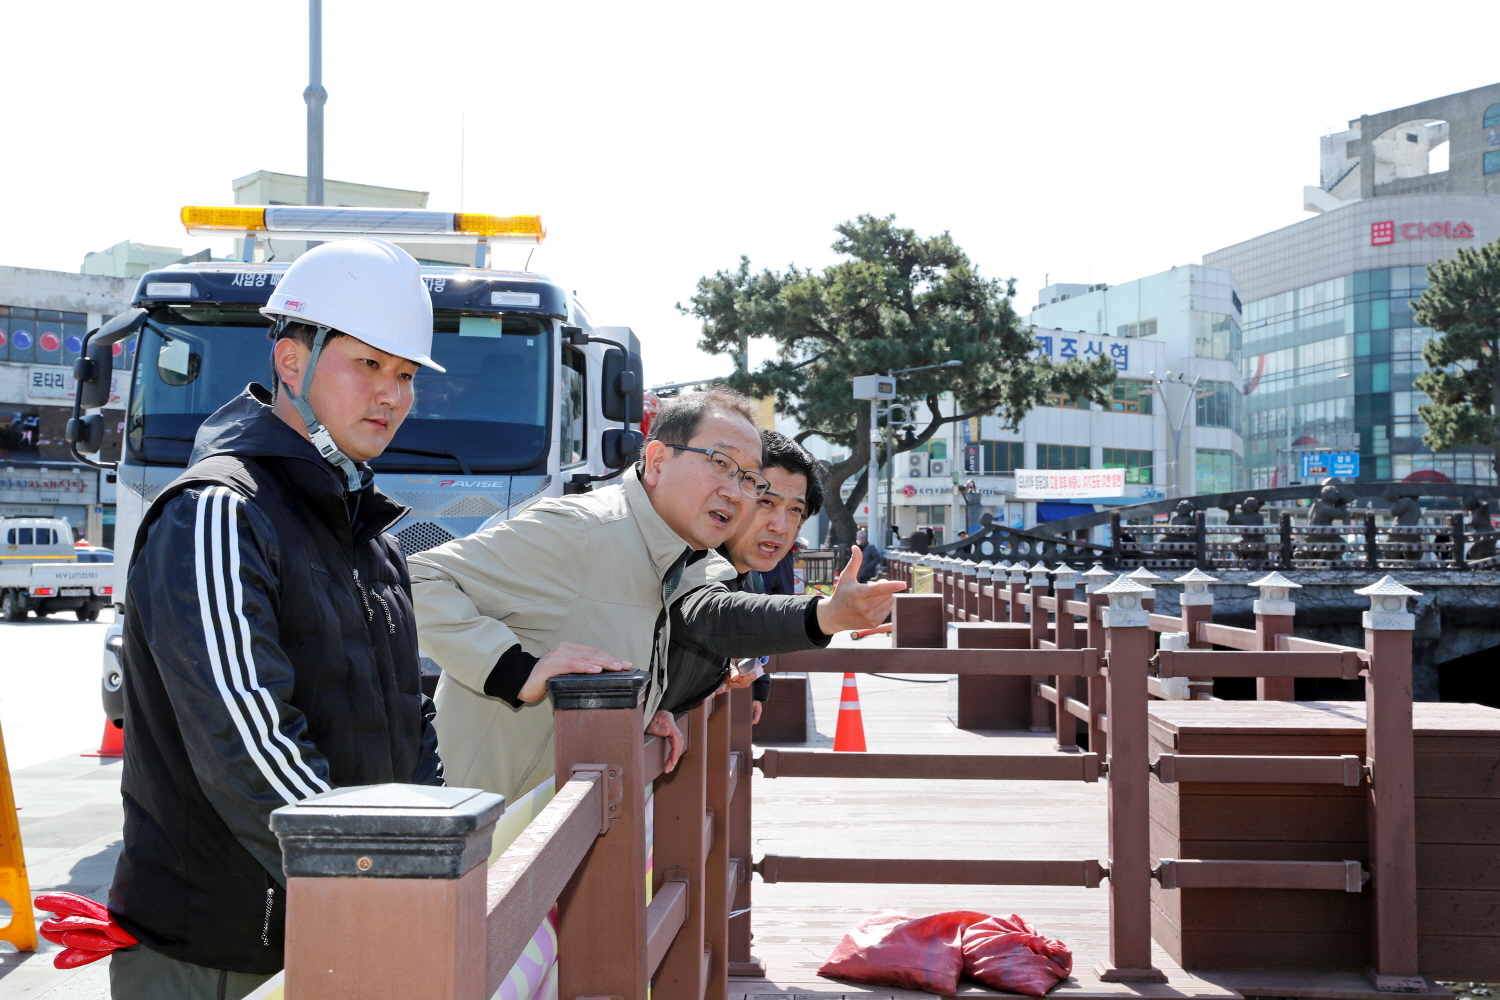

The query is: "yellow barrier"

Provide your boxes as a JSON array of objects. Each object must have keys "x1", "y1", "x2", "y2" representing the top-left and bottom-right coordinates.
[
  {"x1": 0, "y1": 719, "x2": 36, "y2": 952},
  {"x1": 911, "y1": 565, "x2": 934, "y2": 594}
]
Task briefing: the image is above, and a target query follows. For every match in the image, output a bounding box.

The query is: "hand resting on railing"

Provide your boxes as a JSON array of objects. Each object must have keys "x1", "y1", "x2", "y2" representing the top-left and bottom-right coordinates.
[{"x1": 516, "y1": 641, "x2": 634, "y2": 703}]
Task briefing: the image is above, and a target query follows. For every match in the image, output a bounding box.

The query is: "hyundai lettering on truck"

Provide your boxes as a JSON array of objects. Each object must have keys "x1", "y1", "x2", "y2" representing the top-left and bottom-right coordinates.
[{"x1": 68, "y1": 205, "x2": 646, "y2": 724}]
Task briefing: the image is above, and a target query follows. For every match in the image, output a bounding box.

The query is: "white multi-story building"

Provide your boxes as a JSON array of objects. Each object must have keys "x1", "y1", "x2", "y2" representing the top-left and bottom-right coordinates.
[
  {"x1": 1026, "y1": 264, "x2": 1247, "y2": 497},
  {"x1": 860, "y1": 328, "x2": 1173, "y2": 545}
]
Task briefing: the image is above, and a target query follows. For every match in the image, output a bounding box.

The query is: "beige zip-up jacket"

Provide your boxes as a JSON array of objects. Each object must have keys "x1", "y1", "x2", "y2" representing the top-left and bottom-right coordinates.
[{"x1": 408, "y1": 467, "x2": 691, "y2": 802}]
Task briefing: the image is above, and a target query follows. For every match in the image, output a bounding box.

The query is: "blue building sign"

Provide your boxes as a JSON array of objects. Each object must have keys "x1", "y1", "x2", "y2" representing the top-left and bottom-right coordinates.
[{"x1": 1301, "y1": 451, "x2": 1360, "y2": 479}]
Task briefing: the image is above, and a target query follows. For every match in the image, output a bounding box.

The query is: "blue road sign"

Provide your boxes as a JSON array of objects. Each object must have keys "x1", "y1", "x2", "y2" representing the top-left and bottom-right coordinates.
[{"x1": 1301, "y1": 451, "x2": 1360, "y2": 479}]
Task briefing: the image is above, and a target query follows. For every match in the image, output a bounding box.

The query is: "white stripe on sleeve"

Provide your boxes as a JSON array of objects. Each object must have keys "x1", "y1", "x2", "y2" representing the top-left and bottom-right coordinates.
[{"x1": 195, "y1": 486, "x2": 328, "y2": 804}]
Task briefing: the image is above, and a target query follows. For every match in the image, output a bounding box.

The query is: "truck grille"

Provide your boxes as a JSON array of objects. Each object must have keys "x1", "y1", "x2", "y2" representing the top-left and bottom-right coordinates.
[{"x1": 395, "y1": 521, "x2": 456, "y2": 556}]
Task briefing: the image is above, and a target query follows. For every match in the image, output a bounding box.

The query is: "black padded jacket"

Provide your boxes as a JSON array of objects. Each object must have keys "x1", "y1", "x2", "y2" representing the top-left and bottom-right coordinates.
[
  {"x1": 658, "y1": 553, "x2": 830, "y2": 715},
  {"x1": 109, "y1": 385, "x2": 442, "y2": 975}
]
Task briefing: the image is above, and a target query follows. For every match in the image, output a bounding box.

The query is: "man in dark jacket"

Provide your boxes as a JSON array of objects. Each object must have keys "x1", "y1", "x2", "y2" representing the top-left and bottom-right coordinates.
[
  {"x1": 108, "y1": 240, "x2": 444, "y2": 999},
  {"x1": 662, "y1": 431, "x2": 900, "y2": 716}
]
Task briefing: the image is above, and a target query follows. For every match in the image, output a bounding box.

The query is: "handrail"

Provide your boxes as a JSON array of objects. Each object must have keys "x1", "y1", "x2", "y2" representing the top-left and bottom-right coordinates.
[
  {"x1": 1157, "y1": 649, "x2": 1364, "y2": 680},
  {"x1": 754, "y1": 749, "x2": 1102, "y2": 782},
  {"x1": 645, "y1": 879, "x2": 688, "y2": 976},
  {"x1": 485, "y1": 772, "x2": 605, "y2": 995},
  {"x1": 771, "y1": 646, "x2": 1099, "y2": 675},
  {"x1": 1196, "y1": 622, "x2": 1259, "y2": 650}
]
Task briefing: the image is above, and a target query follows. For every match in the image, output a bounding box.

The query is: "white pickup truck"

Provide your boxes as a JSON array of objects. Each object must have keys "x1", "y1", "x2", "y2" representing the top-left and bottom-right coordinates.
[{"x1": 0, "y1": 518, "x2": 114, "y2": 622}]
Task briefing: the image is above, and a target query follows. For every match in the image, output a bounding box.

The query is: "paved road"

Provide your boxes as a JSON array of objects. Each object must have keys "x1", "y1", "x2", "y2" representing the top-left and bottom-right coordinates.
[{"x1": 0, "y1": 610, "x2": 122, "y2": 998}]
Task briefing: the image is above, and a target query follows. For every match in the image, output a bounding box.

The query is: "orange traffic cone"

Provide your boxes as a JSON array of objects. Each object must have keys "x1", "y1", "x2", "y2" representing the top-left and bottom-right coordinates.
[
  {"x1": 82, "y1": 720, "x2": 123, "y2": 759},
  {"x1": 833, "y1": 673, "x2": 867, "y2": 752}
]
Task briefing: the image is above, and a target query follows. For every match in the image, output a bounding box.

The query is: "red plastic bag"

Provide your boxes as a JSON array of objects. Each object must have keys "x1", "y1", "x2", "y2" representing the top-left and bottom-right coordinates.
[
  {"x1": 961, "y1": 914, "x2": 1073, "y2": 997},
  {"x1": 818, "y1": 909, "x2": 991, "y2": 994}
]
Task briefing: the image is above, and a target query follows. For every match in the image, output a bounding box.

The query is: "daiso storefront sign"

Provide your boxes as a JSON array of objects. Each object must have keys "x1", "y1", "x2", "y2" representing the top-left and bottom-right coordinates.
[{"x1": 1371, "y1": 220, "x2": 1474, "y2": 245}]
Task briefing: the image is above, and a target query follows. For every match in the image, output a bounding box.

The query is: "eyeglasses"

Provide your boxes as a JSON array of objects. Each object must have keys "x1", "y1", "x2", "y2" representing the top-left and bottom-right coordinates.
[{"x1": 662, "y1": 444, "x2": 771, "y2": 498}]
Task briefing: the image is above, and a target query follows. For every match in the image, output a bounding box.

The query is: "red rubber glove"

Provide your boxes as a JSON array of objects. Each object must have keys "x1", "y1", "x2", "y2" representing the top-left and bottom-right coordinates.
[{"x1": 35, "y1": 892, "x2": 136, "y2": 969}]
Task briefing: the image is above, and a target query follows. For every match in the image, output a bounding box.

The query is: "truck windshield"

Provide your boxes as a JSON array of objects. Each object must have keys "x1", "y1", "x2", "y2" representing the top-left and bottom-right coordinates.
[{"x1": 127, "y1": 310, "x2": 551, "y2": 473}]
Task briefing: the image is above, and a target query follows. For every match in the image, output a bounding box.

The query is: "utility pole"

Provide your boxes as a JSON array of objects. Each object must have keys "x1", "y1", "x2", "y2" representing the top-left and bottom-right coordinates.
[{"x1": 304, "y1": 0, "x2": 327, "y2": 206}]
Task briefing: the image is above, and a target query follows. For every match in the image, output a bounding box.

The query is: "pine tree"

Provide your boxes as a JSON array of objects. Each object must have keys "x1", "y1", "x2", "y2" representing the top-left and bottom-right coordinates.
[
  {"x1": 679, "y1": 215, "x2": 1116, "y2": 547},
  {"x1": 1414, "y1": 239, "x2": 1500, "y2": 475}
]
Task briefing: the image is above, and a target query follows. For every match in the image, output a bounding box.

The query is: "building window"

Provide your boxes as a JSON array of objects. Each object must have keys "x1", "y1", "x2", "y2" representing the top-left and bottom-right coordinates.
[
  {"x1": 1194, "y1": 312, "x2": 1241, "y2": 362},
  {"x1": 1486, "y1": 104, "x2": 1500, "y2": 128},
  {"x1": 1116, "y1": 319, "x2": 1157, "y2": 338},
  {"x1": 914, "y1": 505, "x2": 948, "y2": 526},
  {"x1": 1101, "y1": 448, "x2": 1153, "y2": 484},
  {"x1": 1195, "y1": 380, "x2": 1239, "y2": 429},
  {"x1": 1110, "y1": 379, "x2": 1153, "y2": 414},
  {"x1": 978, "y1": 440, "x2": 1026, "y2": 474},
  {"x1": 1195, "y1": 449, "x2": 1238, "y2": 493},
  {"x1": 1486, "y1": 150, "x2": 1500, "y2": 175},
  {"x1": 1037, "y1": 444, "x2": 1090, "y2": 470},
  {"x1": 1045, "y1": 392, "x2": 1090, "y2": 409}
]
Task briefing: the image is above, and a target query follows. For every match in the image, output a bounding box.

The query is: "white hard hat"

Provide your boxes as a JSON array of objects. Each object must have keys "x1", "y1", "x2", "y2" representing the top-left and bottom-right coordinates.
[{"x1": 261, "y1": 238, "x2": 445, "y2": 372}]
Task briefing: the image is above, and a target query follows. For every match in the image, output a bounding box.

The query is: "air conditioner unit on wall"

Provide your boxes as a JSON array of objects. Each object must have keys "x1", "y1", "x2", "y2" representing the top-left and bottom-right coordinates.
[
  {"x1": 928, "y1": 459, "x2": 950, "y2": 478},
  {"x1": 905, "y1": 453, "x2": 928, "y2": 478}
]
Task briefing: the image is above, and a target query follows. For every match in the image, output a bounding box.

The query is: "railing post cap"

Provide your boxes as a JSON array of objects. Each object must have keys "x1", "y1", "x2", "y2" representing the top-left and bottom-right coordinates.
[
  {"x1": 1250, "y1": 570, "x2": 1303, "y2": 590},
  {"x1": 1097, "y1": 575, "x2": 1152, "y2": 625},
  {"x1": 961, "y1": 559, "x2": 979, "y2": 575},
  {"x1": 1354, "y1": 575, "x2": 1422, "y2": 599},
  {"x1": 1127, "y1": 566, "x2": 1163, "y2": 583},
  {"x1": 1098, "y1": 575, "x2": 1153, "y2": 597},
  {"x1": 270, "y1": 783, "x2": 506, "y2": 879},
  {"x1": 1027, "y1": 560, "x2": 1050, "y2": 582},
  {"x1": 1175, "y1": 567, "x2": 1219, "y2": 604},
  {"x1": 1052, "y1": 565, "x2": 1078, "y2": 585},
  {"x1": 995, "y1": 559, "x2": 1011, "y2": 572},
  {"x1": 1008, "y1": 564, "x2": 1029, "y2": 582},
  {"x1": 1082, "y1": 564, "x2": 1114, "y2": 593},
  {"x1": 976, "y1": 561, "x2": 995, "y2": 578},
  {"x1": 1250, "y1": 570, "x2": 1301, "y2": 616},
  {"x1": 1356, "y1": 574, "x2": 1422, "y2": 629},
  {"x1": 547, "y1": 669, "x2": 649, "y2": 710}
]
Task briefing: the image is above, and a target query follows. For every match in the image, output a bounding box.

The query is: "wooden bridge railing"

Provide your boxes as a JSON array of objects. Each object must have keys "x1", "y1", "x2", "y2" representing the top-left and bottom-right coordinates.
[
  {"x1": 876, "y1": 548, "x2": 1426, "y2": 990},
  {"x1": 269, "y1": 548, "x2": 1425, "y2": 997}
]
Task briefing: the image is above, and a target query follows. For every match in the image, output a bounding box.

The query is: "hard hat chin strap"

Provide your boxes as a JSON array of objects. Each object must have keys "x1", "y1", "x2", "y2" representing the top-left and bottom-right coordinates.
[{"x1": 286, "y1": 324, "x2": 363, "y2": 493}]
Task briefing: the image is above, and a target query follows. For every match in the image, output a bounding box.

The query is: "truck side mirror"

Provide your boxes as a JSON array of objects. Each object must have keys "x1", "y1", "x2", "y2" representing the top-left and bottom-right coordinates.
[
  {"x1": 75, "y1": 309, "x2": 148, "y2": 409},
  {"x1": 76, "y1": 339, "x2": 117, "y2": 410},
  {"x1": 69, "y1": 308, "x2": 147, "y2": 469},
  {"x1": 602, "y1": 348, "x2": 644, "y2": 423},
  {"x1": 602, "y1": 428, "x2": 643, "y2": 469},
  {"x1": 64, "y1": 413, "x2": 106, "y2": 453}
]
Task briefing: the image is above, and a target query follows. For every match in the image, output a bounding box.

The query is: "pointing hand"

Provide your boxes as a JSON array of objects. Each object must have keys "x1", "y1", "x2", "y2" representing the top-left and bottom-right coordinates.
[{"x1": 815, "y1": 546, "x2": 906, "y2": 635}]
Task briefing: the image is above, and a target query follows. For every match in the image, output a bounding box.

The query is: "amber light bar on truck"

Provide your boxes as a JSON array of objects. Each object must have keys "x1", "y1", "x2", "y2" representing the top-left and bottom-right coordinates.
[{"x1": 180, "y1": 206, "x2": 546, "y2": 244}]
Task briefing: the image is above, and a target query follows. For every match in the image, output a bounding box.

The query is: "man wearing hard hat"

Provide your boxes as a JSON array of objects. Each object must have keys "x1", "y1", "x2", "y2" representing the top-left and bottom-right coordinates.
[{"x1": 101, "y1": 240, "x2": 445, "y2": 998}]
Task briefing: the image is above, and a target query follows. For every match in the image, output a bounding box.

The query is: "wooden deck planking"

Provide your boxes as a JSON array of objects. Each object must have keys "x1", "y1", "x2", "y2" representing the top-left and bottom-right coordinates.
[
  {"x1": 738, "y1": 668, "x2": 1175, "y2": 997},
  {"x1": 735, "y1": 660, "x2": 1467, "y2": 998}
]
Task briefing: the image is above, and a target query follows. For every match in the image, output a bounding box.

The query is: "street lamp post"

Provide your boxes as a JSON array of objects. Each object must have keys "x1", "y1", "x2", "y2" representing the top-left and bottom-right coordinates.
[
  {"x1": 304, "y1": 0, "x2": 326, "y2": 207},
  {"x1": 852, "y1": 360, "x2": 962, "y2": 547},
  {"x1": 1140, "y1": 371, "x2": 1212, "y2": 500}
]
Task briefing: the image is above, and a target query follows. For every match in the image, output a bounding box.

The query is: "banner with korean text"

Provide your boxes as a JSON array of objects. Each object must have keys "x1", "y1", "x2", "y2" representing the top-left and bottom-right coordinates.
[{"x1": 1013, "y1": 468, "x2": 1126, "y2": 500}]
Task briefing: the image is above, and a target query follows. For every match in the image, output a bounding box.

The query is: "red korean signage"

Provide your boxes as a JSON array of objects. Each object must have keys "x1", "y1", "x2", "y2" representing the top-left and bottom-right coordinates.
[{"x1": 1371, "y1": 220, "x2": 1474, "y2": 246}]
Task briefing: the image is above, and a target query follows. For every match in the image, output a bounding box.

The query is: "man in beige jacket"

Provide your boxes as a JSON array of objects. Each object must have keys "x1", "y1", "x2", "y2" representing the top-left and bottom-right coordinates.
[{"x1": 409, "y1": 390, "x2": 769, "y2": 802}]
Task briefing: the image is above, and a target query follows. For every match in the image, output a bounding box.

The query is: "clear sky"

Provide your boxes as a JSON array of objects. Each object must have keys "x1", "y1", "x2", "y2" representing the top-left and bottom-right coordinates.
[{"x1": 3, "y1": 1, "x2": 1498, "y2": 387}]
